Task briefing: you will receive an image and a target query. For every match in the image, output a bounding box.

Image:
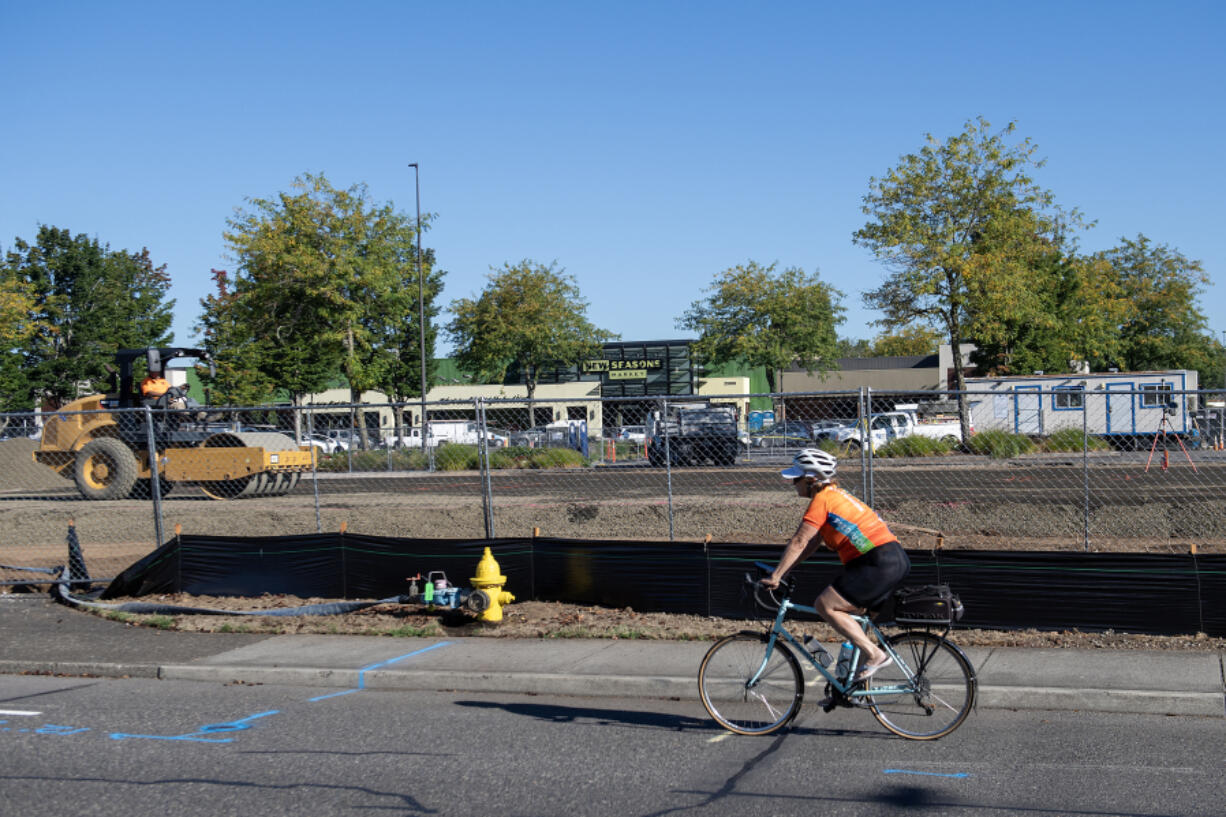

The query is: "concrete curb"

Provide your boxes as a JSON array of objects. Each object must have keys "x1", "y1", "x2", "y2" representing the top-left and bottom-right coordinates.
[
  {"x1": 0, "y1": 660, "x2": 160, "y2": 680},
  {"x1": 142, "y1": 663, "x2": 1226, "y2": 717},
  {"x1": 975, "y1": 685, "x2": 1224, "y2": 717},
  {"x1": 4, "y1": 655, "x2": 1222, "y2": 718}
]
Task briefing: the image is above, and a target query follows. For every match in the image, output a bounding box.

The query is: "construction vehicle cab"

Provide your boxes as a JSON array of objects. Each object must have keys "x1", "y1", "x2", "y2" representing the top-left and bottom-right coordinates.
[{"x1": 34, "y1": 347, "x2": 312, "y2": 501}]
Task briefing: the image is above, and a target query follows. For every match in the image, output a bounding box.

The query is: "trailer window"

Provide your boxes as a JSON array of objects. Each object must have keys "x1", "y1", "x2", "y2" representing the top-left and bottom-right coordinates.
[
  {"x1": 1140, "y1": 383, "x2": 1173, "y2": 408},
  {"x1": 1053, "y1": 386, "x2": 1084, "y2": 410}
]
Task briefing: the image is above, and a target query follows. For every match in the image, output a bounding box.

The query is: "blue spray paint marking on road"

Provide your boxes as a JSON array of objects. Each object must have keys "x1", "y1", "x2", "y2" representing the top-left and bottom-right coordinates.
[
  {"x1": 109, "y1": 709, "x2": 280, "y2": 743},
  {"x1": 98, "y1": 642, "x2": 455, "y2": 744},
  {"x1": 356, "y1": 641, "x2": 453, "y2": 689},
  {"x1": 883, "y1": 769, "x2": 971, "y2": 779},
  {"x1": 306, "y1": 641, "x2": 455, "y2": 702},
  {"x1": 36, "y1": 724, "x2": 90, "y2": 735},
  {"x1": 309, "y1": 689, "x2": 358, "y2": 702}
]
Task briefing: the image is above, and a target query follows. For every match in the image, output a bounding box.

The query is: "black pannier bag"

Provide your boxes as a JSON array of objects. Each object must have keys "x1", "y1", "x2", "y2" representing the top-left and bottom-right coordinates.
[{"x1": 889, "y1": 584, "x2": 964, "y2": 625}]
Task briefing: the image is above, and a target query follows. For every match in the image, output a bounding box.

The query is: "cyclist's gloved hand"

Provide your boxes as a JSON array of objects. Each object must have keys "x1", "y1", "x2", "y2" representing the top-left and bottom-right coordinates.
[{"x1": 759, "y1": 575, "x2": 781, "y2": 591}]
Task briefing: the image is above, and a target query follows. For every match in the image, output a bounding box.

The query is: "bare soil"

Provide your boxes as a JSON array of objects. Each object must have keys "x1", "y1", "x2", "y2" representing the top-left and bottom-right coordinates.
[
  {"x1": 6, "y1": 436, "x2": 1224, "y2": 651},
  {"x1": 88, "y1": 593, "x2": 1226, "y2": 652}
]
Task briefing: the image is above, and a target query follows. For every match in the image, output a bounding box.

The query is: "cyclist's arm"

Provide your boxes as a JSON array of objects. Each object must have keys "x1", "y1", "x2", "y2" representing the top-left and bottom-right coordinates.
[{"x1": 761, "y1": 521, "x2": 821, "y2": 589}]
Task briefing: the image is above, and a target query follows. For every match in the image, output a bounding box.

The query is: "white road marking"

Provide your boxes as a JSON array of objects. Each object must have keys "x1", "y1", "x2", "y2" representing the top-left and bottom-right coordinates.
[{"x1": 0, "y1": 710, "x2": 42, "y2": 717}]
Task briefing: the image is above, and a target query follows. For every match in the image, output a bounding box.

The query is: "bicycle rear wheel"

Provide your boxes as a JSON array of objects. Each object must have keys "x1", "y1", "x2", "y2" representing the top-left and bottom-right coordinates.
[
  {"x1": 698, "y1": 633, "x2": 804, "y2": 735},
  {"x1": 866, "y1": 631, "x2": 975, "y2": 740}
]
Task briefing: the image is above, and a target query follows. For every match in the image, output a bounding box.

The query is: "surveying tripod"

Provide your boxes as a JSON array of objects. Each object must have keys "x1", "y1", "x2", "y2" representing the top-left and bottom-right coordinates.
[{"x1": 1144, "y1": 405, "x2": 1198, "y2": 473}]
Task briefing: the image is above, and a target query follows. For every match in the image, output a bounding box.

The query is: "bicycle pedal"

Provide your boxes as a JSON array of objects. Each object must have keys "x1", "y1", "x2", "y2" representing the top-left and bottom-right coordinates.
[{"x1": 819, "y1": 697, "x2": 837, "y2": 713}]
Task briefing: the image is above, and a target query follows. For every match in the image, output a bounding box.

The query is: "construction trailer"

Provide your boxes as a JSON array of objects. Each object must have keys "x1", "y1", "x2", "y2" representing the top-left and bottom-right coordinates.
[{"x1": 964, "y1": 369, "x2": 1200, "y2": 446}]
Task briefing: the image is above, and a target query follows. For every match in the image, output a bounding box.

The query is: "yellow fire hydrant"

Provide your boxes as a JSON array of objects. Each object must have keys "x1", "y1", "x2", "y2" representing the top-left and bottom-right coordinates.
[{"x1": 470, "y1": 547, "x2": 515, "y2": 623}]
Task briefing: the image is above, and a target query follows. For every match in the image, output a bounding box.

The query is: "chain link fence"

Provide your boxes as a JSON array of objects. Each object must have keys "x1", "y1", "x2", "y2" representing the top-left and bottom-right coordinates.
[{"x1": 3, "y1": 388, "x2": 1225, "y2": 588}]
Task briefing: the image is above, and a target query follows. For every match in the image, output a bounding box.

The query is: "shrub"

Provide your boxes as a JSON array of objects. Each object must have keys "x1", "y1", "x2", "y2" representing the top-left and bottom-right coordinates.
[
  {"x1": 527, "y1": 448, "x2": 587, "y2": 469},
  {"x1": 613, "y1": 441, "x2": 646, "y2": 460},
  {"x1": 967, "y1": 429, "x2": 1036, "y2": 459},
  {"x1": 816, "y1": 439, "x2": 844, "y2": 457},
  {"x1": 875, "y1": 436, "x2": 953, "y2": 458},
  {"x1": 434, "y1": 444, "x2": 480, "y2": 471},
  {"x1": 344, "y1": 450, "x2": 392, "y2": 471},
  {"x1": 1042, "y1": 428, "x2": 1111, "y2": 453},
  {"x1": 487, "y1": 449, "x2": 530, "y2": 469},
  {"x1": 305, "y1": 443, "x2": 588, "y2": 472}
]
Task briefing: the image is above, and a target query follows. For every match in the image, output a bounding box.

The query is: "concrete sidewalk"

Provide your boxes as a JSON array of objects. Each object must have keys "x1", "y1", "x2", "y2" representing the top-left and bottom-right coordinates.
[{"x1": 2, "y1": 596, "x2": 1223, "y2": 717}]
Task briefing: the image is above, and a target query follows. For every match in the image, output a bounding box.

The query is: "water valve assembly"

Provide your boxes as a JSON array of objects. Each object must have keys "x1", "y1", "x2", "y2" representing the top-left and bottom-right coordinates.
[{"x1": 405, "y1": 547, "x2": 515, "y2": 623}]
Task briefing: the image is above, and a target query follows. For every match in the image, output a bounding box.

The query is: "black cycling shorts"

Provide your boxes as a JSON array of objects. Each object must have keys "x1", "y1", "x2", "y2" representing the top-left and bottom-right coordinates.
[{"x1": 831, "y1": 540, "x2": 910, "y2": 610}]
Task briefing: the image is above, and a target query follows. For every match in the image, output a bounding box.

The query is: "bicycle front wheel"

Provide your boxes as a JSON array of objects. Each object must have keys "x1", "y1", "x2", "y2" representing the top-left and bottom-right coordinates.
[
  {"x1": 698, "y1": 633, "x2": 804, "y2": 735},
  {"x1": 866, "y1": 631, "x2": 976, "y2": 740}
]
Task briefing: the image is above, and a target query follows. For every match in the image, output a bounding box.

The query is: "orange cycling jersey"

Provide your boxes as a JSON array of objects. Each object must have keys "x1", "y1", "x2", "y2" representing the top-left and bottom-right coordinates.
[{"x1": 802, "y1": 485, "x2": 896, "y2": 564}]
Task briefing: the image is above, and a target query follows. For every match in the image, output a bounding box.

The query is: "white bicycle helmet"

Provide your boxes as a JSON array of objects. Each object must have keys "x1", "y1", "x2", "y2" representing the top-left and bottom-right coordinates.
[{"x1": 781, "y1": 448, "x2": 837, "y2": 482}]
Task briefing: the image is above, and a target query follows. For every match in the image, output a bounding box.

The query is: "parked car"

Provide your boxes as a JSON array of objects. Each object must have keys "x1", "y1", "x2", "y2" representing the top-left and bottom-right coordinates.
[
  {"x1": 819, "y1": 410, "x2": 968, "y2": 449},
  {"x1": 746, "y1": 420, "x2": 812, "y2": 449},
  {"x1": 747, "y1": 430, "x2": 811, "y2": 449},
  {"x1": 322, "y1": 428, "x2": 379, "y2": 450},
  {"x1": 299, "y1": 433, "x2": 343, "y2": 454},
  {"x1": 509, "y1": 427, "x2": 547, "y2": 447},
  {"x1": 809, "y1": 419, "x2": 853, "y2": 437}
]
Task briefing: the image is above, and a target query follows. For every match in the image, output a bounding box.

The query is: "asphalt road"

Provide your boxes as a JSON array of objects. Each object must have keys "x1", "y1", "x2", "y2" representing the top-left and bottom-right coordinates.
[{"x1": 3, "y1": 674, "x2": 1222, "y2": 816}]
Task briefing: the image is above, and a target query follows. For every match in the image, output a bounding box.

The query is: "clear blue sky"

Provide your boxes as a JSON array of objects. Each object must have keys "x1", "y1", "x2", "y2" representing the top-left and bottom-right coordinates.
[{"x1": 3, "y1": 1, "x2": 1223, "y2": 354}]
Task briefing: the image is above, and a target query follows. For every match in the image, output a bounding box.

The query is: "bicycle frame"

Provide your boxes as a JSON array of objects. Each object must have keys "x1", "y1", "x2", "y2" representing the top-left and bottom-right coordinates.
[{"x1": 749, "y1": 597, "x2": 919, "y2": 703}]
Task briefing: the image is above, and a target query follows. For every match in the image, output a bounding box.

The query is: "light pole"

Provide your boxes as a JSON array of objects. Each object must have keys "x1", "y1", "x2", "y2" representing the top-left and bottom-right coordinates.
[{"x1": 409, "y1": 163, "x2": 429, "y2": 469}]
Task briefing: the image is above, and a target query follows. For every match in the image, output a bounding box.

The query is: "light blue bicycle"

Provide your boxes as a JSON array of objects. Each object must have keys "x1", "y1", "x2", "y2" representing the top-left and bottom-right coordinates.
[{"x1": 698, "y1": 562, "x2": 977, "y2": 740}]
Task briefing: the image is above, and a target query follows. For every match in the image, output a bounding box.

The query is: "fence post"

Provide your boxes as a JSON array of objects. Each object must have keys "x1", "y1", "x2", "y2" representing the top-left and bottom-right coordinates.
[
  {"x1": 426, "y1": 399, "x2": 436, "y2": 472},
  {"x1": 661, "y1": 396, "x2": 674, "y2": 542},
  {"x1": 1083, "y1": 390, "x2": 1091, "y2": 552},
  {"x1": 704, "y1": 533, "x2": 712, "y2": 617},
  {"x1": 861, "y1": 387, "x2": 873, "y2": 506},
  {"x1": 142, "y1": 406, "x2": 166, "y2": 548},
  {"x1": 477, "y1": 397, "x2": 494, "y2": 539},
  {"x1": 305, "y1": 407, "x2": 323, "y2": 534}
]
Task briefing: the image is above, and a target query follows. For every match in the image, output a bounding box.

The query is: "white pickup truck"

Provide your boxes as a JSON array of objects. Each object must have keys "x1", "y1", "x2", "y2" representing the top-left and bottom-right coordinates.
[
  {"x1": 815, "y1": 410, "x2": 968, "y2": 450},
  {"x1": 384, "y1": 421, "x2": 508, "y2": 448}
]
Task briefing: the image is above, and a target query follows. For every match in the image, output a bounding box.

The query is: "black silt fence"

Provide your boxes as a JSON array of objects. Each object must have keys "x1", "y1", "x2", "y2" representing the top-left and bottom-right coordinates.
[{"x1": 101, "y1": 533, "x2": 1226, "y2": 636}]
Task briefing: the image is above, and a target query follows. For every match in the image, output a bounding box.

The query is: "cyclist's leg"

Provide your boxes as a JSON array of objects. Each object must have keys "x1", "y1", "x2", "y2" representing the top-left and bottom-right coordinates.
[
  {"x1": 819, "y1": 542, "x2": 911, "y2": 668},
  {"x1": 814, "y1": 585, "x2": 883, "y2": 665}
]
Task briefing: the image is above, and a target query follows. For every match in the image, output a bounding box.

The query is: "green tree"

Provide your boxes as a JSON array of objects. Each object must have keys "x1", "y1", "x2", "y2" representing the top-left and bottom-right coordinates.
[
  {"x1": 0, "y1": 274, "x2": 35, "y2": 347},
  {"x1": 447, "y1": 261, "x2": 614, "y2": 401},
  {"x1": 677, "y1": 261, "x2": 844, "y2": 393},
  {"x1": 368, "y1": 247, "x2": 445, "y2": 435},
  {"x1": 2, "y1": 226, "x2": 173, "y2": 409},
  {"x1": 214, "y1": 173, "x2": 439, "y2": 440},
  {"x1": 971, "y1": 251, "x2": 1135, "y2": 376},
  {"x1": 854, "y1": 117, "x2": 1070, "y2": 441},
  {"x1": 1101, "y1": 234, "x2": 1210, "y2": 372},
  {"x1": 834, "y1": 337, "x2": 874, "y2": 358},
  {"x1": 194, "y1": 269, "x2": 277, "y2": 406},
  {"x1": 872, "y1": 326, "x2": 943, "y2": 357},
  {"x1": 0, "y1": 274, "x2": 37, "y2": 413}
]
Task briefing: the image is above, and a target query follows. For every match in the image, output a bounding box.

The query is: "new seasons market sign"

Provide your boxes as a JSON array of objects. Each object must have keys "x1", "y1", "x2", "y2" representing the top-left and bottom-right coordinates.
[{"x1": 581, "y1": 358, "x2": 663, "y2": 376}]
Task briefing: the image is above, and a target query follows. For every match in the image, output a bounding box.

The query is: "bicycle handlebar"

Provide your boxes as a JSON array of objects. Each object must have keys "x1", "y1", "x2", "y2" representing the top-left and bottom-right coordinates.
[{"x1": 743, "y1": 561, "x2": 795, "y2": 613}]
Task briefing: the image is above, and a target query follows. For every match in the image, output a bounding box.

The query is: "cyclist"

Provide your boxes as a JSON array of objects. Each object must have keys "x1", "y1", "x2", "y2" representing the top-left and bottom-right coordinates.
[{"x1": 760, "y1": 448, "x2": 910, "y2": 682}]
